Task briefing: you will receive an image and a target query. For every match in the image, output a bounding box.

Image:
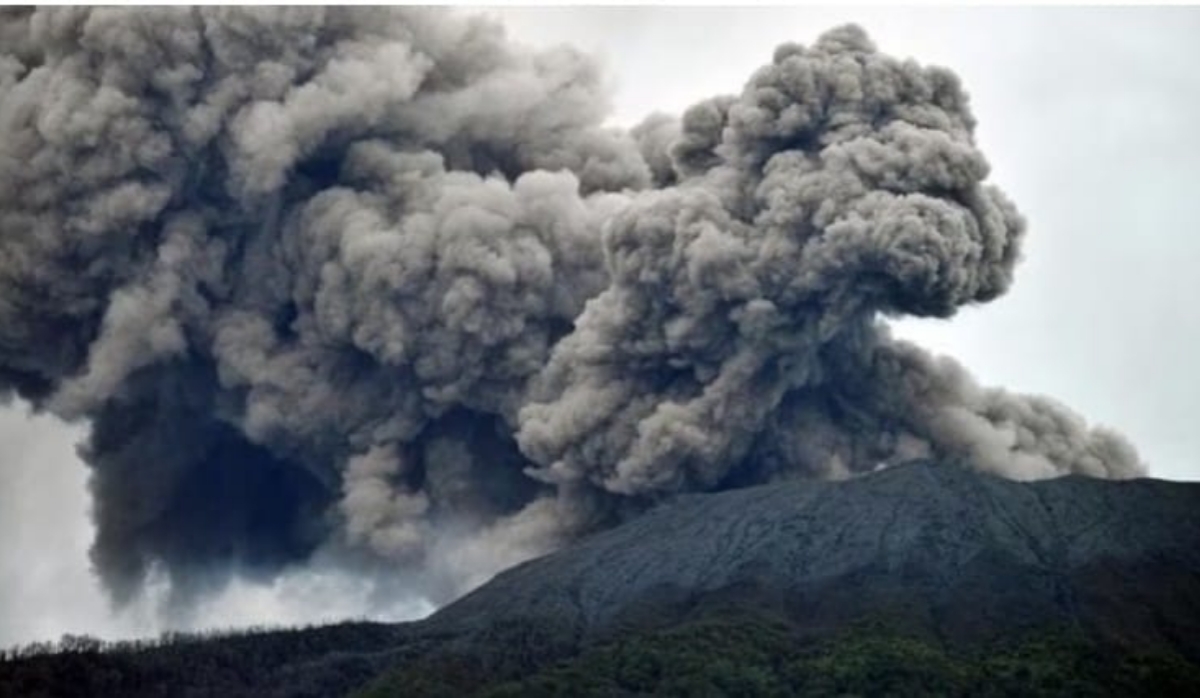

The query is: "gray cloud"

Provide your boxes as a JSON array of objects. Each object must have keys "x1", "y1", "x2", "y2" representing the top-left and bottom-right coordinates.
[{"x1": 0, "y1": 8, "x2": 1142, "y2": 611}]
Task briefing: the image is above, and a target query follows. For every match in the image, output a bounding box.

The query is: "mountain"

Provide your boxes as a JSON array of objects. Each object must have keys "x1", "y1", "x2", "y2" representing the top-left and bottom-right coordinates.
[
  {"x1": 431, "y1": 460, "x2": 1200, "y2": 644},
  {"x1": 5, "y1": 461, "x2": 1200, "y2": 697}
]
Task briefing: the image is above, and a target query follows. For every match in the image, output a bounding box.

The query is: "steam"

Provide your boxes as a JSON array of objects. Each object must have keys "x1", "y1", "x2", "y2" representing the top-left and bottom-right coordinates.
[{"x1": 0, "y1": 8, "x2": 1142, "y2": 610}]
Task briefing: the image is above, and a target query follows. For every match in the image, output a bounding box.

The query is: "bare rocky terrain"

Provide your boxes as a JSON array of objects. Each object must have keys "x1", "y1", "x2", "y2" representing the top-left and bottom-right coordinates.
[{"x1": 431, "y1": 460, "x2": 1200, "y2": 648}]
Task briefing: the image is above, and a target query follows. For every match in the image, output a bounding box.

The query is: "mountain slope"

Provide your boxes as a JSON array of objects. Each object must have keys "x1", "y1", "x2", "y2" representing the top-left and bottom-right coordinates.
[{"x1": 429, "y1": 461, "x2": 1200, "y2": 649}]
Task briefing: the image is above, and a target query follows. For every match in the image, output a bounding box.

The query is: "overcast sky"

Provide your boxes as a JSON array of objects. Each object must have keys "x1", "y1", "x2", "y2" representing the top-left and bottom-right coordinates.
[{"x1": 2, "y1": 6, "x2": 1198, "y2": 648}]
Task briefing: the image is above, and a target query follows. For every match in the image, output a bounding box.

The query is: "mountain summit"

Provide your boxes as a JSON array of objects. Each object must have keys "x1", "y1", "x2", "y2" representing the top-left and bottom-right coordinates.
[{"x1": 431, "y1": 460, "x2": 1200, "y2": 647}]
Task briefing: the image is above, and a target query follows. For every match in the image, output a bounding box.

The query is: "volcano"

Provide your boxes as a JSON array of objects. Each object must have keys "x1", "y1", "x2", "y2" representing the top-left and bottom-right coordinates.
[{"x1": 5, "y1": 461, "x2": 1200, "y2": 696}]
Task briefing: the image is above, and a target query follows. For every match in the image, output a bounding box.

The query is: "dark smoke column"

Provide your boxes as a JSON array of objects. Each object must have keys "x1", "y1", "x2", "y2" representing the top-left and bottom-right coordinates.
[{"x1": 0, "y1": 8, "x2": 1142, "y2": 607}]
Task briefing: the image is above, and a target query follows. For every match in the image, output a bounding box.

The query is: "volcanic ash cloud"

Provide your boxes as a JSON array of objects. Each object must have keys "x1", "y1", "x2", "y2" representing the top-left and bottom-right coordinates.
[{"x1": 0, "y1": 7, "x2": 1143, "y2": 606}]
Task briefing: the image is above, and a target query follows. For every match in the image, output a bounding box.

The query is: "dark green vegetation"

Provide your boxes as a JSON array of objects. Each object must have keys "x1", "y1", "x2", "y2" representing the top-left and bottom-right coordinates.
[
  {"x1": 7, "y1": 609, "x2": 1199, "y2": 698},
  {"x1": 362, "y1": 613, "x2": 1200, "y2": 698},
  {"x1": 5, "y1": 463, "x2": 1200, "y2": 696},
  {"x1": 0, "y1": 622, "x2": 411, "y2": 698}
]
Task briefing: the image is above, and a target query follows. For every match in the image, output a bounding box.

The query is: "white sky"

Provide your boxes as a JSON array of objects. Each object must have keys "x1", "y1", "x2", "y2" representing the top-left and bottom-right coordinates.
[{"x1": 3, "y1": 6, "x2": 1199, "y2": 648}]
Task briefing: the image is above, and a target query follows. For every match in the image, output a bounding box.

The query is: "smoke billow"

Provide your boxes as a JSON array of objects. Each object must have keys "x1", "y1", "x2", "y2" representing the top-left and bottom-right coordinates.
[{"x1": 0, "y1": 8, "x2": 1142, "y2": 608}]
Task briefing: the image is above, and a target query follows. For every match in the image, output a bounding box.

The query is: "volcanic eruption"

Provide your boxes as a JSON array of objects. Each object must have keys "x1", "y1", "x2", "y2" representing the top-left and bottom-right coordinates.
[{"x1": 0, "y1": 7, "x2": 1142, "y2": 610}]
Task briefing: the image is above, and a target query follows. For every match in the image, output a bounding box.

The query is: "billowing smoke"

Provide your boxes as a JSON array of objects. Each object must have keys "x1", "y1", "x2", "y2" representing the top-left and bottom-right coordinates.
[{"x1": 0, "y1": 8, "x2": 1142, "y2": 609}]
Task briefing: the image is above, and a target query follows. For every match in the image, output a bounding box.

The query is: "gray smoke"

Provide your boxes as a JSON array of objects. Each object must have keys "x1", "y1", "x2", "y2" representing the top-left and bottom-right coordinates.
[{"x1": 0, "y1": 8, "x2": 1143, "y2": 608}]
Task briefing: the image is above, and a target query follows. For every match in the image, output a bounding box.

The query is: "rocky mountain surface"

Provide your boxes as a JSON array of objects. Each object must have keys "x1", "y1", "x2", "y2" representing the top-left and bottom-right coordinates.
[{"x1": 429, "y1": 460, "x2": 1200, "y2": 648}]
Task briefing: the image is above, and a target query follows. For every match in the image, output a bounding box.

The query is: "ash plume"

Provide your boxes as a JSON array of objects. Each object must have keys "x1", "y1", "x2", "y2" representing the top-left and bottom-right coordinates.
[{"x1": 0, "y1": 8, "x2": 1143, "y2": 607}]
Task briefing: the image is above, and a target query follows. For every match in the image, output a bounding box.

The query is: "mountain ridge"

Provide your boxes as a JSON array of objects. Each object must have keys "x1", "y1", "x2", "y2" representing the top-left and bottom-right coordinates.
[{"x1": 428, "y1": 460, "x2": 1200, "y2": 645}]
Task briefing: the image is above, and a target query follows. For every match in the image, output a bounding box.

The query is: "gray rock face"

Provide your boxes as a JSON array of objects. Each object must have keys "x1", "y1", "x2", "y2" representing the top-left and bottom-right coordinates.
[{"x1": 429, "y1": 461, "x2": 1200, "y2": 649}]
